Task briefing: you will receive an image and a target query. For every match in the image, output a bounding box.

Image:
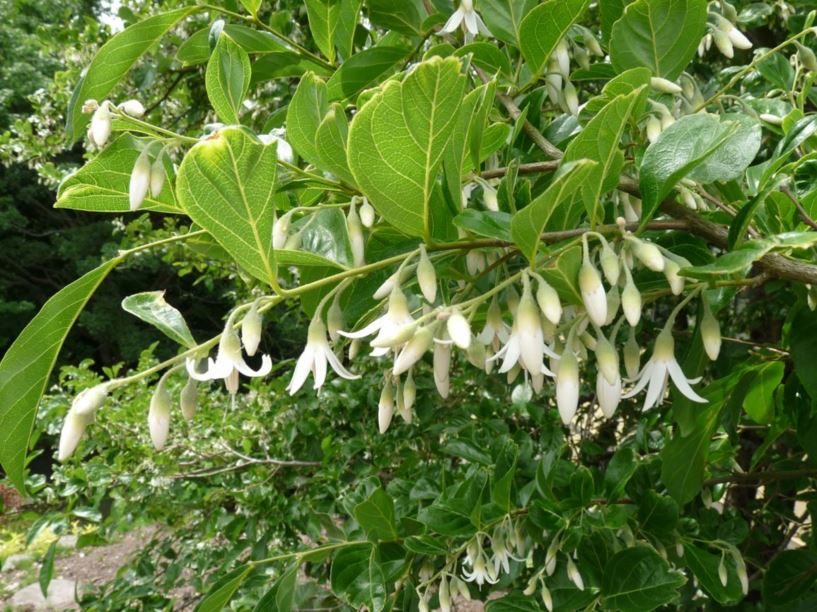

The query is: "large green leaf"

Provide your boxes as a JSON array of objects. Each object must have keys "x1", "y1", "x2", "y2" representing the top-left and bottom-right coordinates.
[
  {"x1": 601, "y1": 546, "x2": 686, "y2": 611},
  {"x1": 347, "y1": 57, "x2": 466, "y2": 239},
  {"x1": 683, "y1": 544, "x2": 744, "y2": 605},
  {"x1": 330, "y1": 544, "x2": 388, "y2": 612},
  {"x1": 687, "y1": 114, "x2": 761, "y2": 183},
  {"x1": 511, "y1": 160, "x2": 597, "y2": 264},
  {"x1": 638, "y1": 113, "x2": 742, "y2": 228},
  {"x1": 316, "y1": 104, "x2": 356, "y2": 185},
  {"x1": 518, "y1": 0, "x2": 591, "y2": 79},
  {"x1": 206, "y1": 32, "x2": 252, "y2": 125},
  {"x1": 763, "y1": 549, "x2": 817, "y2": 605},
  {"x1": 305, "y1": 0, "x2": 341, "y2": 63},
  {"x1": 742, "y1": 361, "x2": 784, "y2": 424},
  {"x1": 354, "y1": 488, "x2": 399, "y2": 541},
  {"x1": 479, "y1": 0, "x2": 537, "y2": 46},
  {"x1": 326, "y1": 45, "x2": 410, "y2": 101},
  {"x1": 177, "y1": 25, "x2": 288, "y2": 66},
  {"x1": 680, "y1": 240, "x2": 772, "y2": 279},
  {"x1": 197, "y1": 563, "x2": 253, "y2": 612},
  {"x1": 0, "y1": 259, "x2": 119, "y2": 491},
  {"x1": 287, "y1": 73, "x2": 329, "y2": 167},
  {"x1": 56, "y1": 134, "x2": 179, "y2": 213},
  {"x1": 609, "y1": 0, "x2": 707, "y2": 80},
  {"x1": 365, "y1": 0, "x2": 422, "y2": 35},
  {"x1": 65, "y1": 7, "x2": 199, "y2": 141},
  {"x1": 563, "y1": 88, "x2": 646, "y2": 224},
  {"x1": 176, "y1": 127, "x2": 277, "y2": 285},
  {"x1": 121, "y1": 291, "x2": 196, "y2": 349}
]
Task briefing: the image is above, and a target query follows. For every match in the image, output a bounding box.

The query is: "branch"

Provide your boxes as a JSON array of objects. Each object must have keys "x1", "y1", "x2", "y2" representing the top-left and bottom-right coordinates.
[
  {"x1": 480, "y1": 160, "x2": 560, "y2": 179},
  {"x1": 172, "y1": 456, "x2": 321, "y2": 480},
  {"x1": 780, "y1": 185, "x2": 817, "y2": 231}
]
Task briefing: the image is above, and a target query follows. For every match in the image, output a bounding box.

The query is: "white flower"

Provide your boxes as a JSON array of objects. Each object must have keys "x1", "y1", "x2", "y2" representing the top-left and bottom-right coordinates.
[
  {"x1": 441, "y1": 0, "x2": 492, "y2": 39},
  {"x1": 378, "y1": 378, "x2": 395, "y2": 433},
  {"x1": 594, "y1": 332, "x2": 619, "y2": 385},
  {"x1": 650, "y1": 77, "x2": 683, "y2": 94},
  {"x1": 563, "y1": 80, "x2": 579, "y2": 115},
  {"x1": 259, "y1": 128, "x2": 294, "y2": 162},
  {"x1": 439, "y1": 575, "x2": 451, "y2": 612},
  {"x1": 241, "y1": 301, "x2": 263, "y2": 356},
  {"x1": 119, "y1": 99, "x2": 145, "y2": 117},
  {"x1": 478, "y1": 298, "x2": 510, "y2": 350},
  {"x1": 556, "y1": 348, "x2": 580, "y2": 424},
  {"x1": 148, "y1": 378, "x2": 171, "y2": 451},
  {"x1": 621, "y1": 268, "x2": 642, "y2": 327},
  {"x1": 646, "y1": 115, "x2": 662, "y2": 143},
  {"x1": 59, "y1": 411, "x2": 92, "y2": 461},
  {"x1": 533, "y1": 275, "x2": 562, "y2": 325},
  {"x1": 89, "y1": 101, "x2": 112, "y2": 147},
  {"x1": 567, "y1": 557, "x2": 584, "y2": 591},
  {"x1": 462, "y1": 540, "x2": 498, "y2": 586},
  {"x1": 71, "y1": 383, "x2": 110, "y2": 417},
  {"x1": 447, "y1": 309, "x2": 472, "y2": 350},
  {"x1": 664, "y1": 259, "x2": 684, "y2": 295},
  {"x1": 149, "y1": 155, "x2": 165, "y2": 198},
  {"x1": 554, "y1": 38, "x2": 571, "y2": 78},
  {"x1": 417, "y1": 245, "x2": 437, "y2": 303},
  {"x1": 599, "y1": 241, "x2": 620, "y2": 286},
  {"x1": 340, "y1": 286, "x2": 415, "y2": 356},
  {"x1": 180, "y1": 378, "x2": 198, "y2": 421},
  {"x1": 393, "y1": 326, "x2": 434, "y2": 375},
  {"x1": 629, "y1": 237, "x2": 665, "y2": 272},
  {"x1": 623, "y1": 326, "x2": 707, "y2": 410},
  {"x1": 272, "y1": 210, "x2": 294, "y2": 250},
  {"x1": 186, "y1": 324, "x2": 272, "y2": 392},
  {"x1": 580, "y1": 260, "x2": 607, "y2": 327},
  {"x1": 597, "y1": 371, "x2": 622, "y2": 418},
  {"x1": 403, "y1": 371, "x2": 416, "y2": 411},
  {"x1": 129, "y1": 151, "x2": 151, "y2": 211},
  {"x1": 701, "y1": 300, "x2": 722, "y2": 360},
  {"x1": 359, "y1": 197, "x2": 376, "y2": 227},
  {"x1": 287, "y1": 318, "x2": 359, "y2": 394},
  {"x1": 623, "y1": 328, "x2": 641, "y2": 380},
  {"x1": 434, "y1": 337, "x2": 451, "y2": 398}
]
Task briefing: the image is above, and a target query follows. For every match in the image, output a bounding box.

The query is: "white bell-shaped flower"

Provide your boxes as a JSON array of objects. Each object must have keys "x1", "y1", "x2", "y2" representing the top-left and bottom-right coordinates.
[
  {"x1": 241, "y1": 300, "x2": 263, "y2": 356},
  {"x1": 287, "y1": 317, "x2": 359, "y2": 394},
  {"x1": 341, "y1": 285, "x2": 415, "y2": 355},
  {"x1": 89, "y1": 101, "x2": 112, "y2": 147},
  {"x1": 186, "y1": 322, "x2": 272, "y2": 391},
  {"x1": 378, "y1": 378, "x2": 395, "y2": 433},
  {"x1": 359, "y1": 197, "x2": 376, "y2": 227},
  {"x1": 417, "y1": 245, "x2": 437, "y2": 303},
  {"x1": 477, "y1": 298, "x2": 510, "y2": 350},
  {"x1": 447, "y1": 309, "x2": 472, "y2": 350},
  {"x1": 393, "y1": 326, "x2": 434, "y2": 375},
  {"x1": 119, "y1": 99, "x2": 145, "y2": 117},
  {"x1": 347, "y1": 202, "x2": 365, "y2": 267},
  {"x1": 129, "y1": 150, "x2": 151, "y2": 211},
  {"x1": 441, "y1": 0, "x2": 492, "y2": 39},
  {"x1": 580, "y1": 260, "x2": 607, "y2": 327},
  {"x1": 556, "y1": 347, "x2": 580, "y2": 424},
  {"x1": 623, "y1": 325, "x2": 707, "y2": 410},
  {"x1": 148, "y1": 377, "x2": 172, "y2": 451}
]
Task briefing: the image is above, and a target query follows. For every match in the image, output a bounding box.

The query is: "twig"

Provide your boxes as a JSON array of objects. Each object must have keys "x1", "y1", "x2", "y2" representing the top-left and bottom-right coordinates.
[
  {"x1": 480, "y1": 160, "x2": 561, "y2": 179},
  {"x1": 173, "y1": 456, "x2": 321, "y2": 479},
  {"x1": 780, "y1": 185, "x2": 817, "y2": 231}
]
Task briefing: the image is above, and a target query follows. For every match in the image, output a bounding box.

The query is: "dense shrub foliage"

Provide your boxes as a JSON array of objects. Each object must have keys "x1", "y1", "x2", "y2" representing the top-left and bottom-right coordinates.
[{"x1": 3, "y1": 0, "x2": 817, "y2": 609}]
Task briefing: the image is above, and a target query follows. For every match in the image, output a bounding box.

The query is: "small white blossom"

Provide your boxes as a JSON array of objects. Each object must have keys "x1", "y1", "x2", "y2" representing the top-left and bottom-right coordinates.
[
  {"x1": 556, "y1": 347, "x2": 580, "y2": 424},
  {"x1": 89, "y1": 100, "x2": 112, "y2": 147},
  {"x1": 441, "y1": 0, "x2": 492, "y2": 40},
  {"x1": 129, "y1": 151, "x2": 151, "y2": 211},
  {"x1": 580, "y1": 260, "x2": 607, "y2": 327},
  {"x1": 149, "y1": 155, "x2": 165, "y2": 198},
  {"x1": 119, "y1": 99, "x2": 145, "y2": 117},
  {"x1": 417, "y1": 245, "x2": 437, "y2": 303},
  {"x1": 447, "y1": 309, "x2": 472, "y2": 350},
  {"x1": 359, "y1": 197, "x2": 376, "y2": 227},
  {"x1": 187, "y1": 323, "x2": 272, "y2": 392},
  {"x1": 340, "y1": 285, "x2": 415, "y2": 356},
  {"x1": 241, "y1": 300, "x2": 263, "y2": 356},
  {"x1": 287, "y1": 318, "x2": 359, "y2": 394},
  {"x1": 148, "y1": 377, "x2": 172, "y2": 451},
  {"x1": 378, "y1": 377, "x2": 395, "y2": 433},
  {"x1": 701, "y1": 299, "x2": 722, "y2": 361},
  {"x1": 259, "y1": 128, "x2": 294, "y2": 162}
]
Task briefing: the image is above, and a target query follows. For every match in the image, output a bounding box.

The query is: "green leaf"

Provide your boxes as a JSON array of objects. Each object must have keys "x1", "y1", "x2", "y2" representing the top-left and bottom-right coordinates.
[
  {"x1": 347, "y1": 57, "x2": 467, "y2": 239},
  {"x1": 326, "y1": 45, "x2": 410, "y2": 101},
  {"x1": 305, "y1": 0, "x2": 341, "y2": 63},
  {"x1": 287, "y1": 73, "x2": 329, "y2": 167},
  {"x1": 176, "y1": 127, "x2": 277, "y2": 286},
  {"x1": 206, "y1": 32, "x2": 252, "y2": 124},
  {"x1": 569, "y1": 466, "x2": 595, "y2": 507},
  {"x1": 604, "y1": 447, "x2": 637, "y2": 500},
  {"x1": 365, "y1": 0, "x2": 422, "y2": 35},
  {"x1": 354, "y1": 488, "x2": 399, "y2": 541},
  {"x1": 519, "y1": 0, "x2": 591, "y2": 79},
  {"x1": 178, "y1": 25, "x2": 288, "y2": 65},
  {"x1": 743, "y1": 361, "x2": 784, "y2": 424},
  {"x1": 491, "y1": 440, "x2": 518, "y2": 511},
  {"x1": 563, "y1": 88, "x2": 646, "y2": 224},
  {"x1": 511, "y1": 160, "x2": 597, "y2": 264},
  {"x1": 609, "y1": 0, "x2": 707, "y2": 80},
  {"x1": 403, "y1": 535, "x2": 449, "y2": 555},
  {"x1": 539, "y1": 245, "x2": 583, "y2": 305},
  {"x1": 763, "y1": 549, "x2": 817, "y2": 605},
  {"x1": 290, "y1": 208, "x2": 354, "y2": 269},
  {"x1": 252, "y1": 51, "x2": 333, "y2": 82},
  {"x1": 454, "y1": 209, "x2": 512, "y2": 241},
  {"x1": 688, "y1": 114, "x2": 762, "y2": 184},
  {"x1": 335, "y1": 0, "x2": 363, "y2": 60},
  {"x1": 197, "y1": 563, "x2": 253, "y2": 612},
  {"x1": 791, "y1": 307, "x2": 817, "y2": 400},
  {"x1": 485, "y1": 593, "x2": 543, "y2": 611},
  {"x1": 479, "y1": 0, "x2": 537, "y2": 46},
  {"x1": 602, "y1": 546, "x2": 685, "y2": 611},
  {"x1": 39, "y1": 541, "x2": 57, "y2": 598},
  {"x1": 65, "y1": 7, "x2": 198, "y2": 141},
  {"x1": 240, "y1": 0, "x2": 262, "y2": 16},
  {"x1": 600, "y1": 0, "x2": 628, "y2": 43},
  {"x1": 330, "y1": 544, "x2": 387, "y2": 612},
  {"x1": 639, "y1": 114, "x2": 742, "y2": 228},
  {"x1": 56, "y1": 134, "x2": 179, "y2": 213},
  {"x1": 275, "y1": 563, "x2": 298, "y2": 611},
  {"x1": 316, "y1": 104, "x2": 356, "y2": 185},
  {"x1": 121, "y1": 291, "x2": 196, "y2": 348},
  {"x1": 683, "y1": 544, "x2": 744, "y2": 605},
  {"x1": 680, "y1": 240, "x2": 772, "y2": 279},
  {"x1": 453, "y1": 43, "x2": 513, "y2": 77},
  {"x1": 637, "y1": 491, "x2": 679, "y2": 536},
  {"x1": 0, "y1": 259, "x2": 119, "y2": 491}
]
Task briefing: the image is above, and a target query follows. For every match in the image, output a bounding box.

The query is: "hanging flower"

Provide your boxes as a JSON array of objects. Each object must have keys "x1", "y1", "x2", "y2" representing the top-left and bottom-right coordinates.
[
  {"x1": 129, "y1": 150, "x2": 151, "y2": 211},
  {"x1": 478, "y1": 297, "x2": 511, "y2": 350},
  {"x1": 241, "y1": 300, "x2": 263, "y2": 356},
  {"x1": 186, "y1": 323, "x2": 272, "y2": 392},
  {"x1": 259, "y1": 128, "x2": 294, "y2": 162},
  {"x1": 340, "y1": 285, "x2": 415, "y2": 356},
  {"x1": 148, "y1": 377, "x2": 172, "y2": 451},
  {"x1": 556, "y1": 347, "x2": 580, "y2": 424},
  {"x1": 461, "y1": 538, "x2": 499, "y2": 586},
  {"x1": 180, "y1": 377, "x2": 198, "y2": 421},
  {"x1": 88, "y1": 100, "x2": 112, "y2": 148},
  {"x1": 441, "y1": 0, "x2": 492, "y2": 40},
  {"x1": 287, "y1": 318, "x2": 359, "y2": 394},
  {"x1": 623, "y1": 325, "x2": 706, "y2": 410}
]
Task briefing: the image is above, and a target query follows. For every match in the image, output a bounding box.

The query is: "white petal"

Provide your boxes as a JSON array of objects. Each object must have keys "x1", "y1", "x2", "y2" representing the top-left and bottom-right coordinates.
[
  {"x1": 313, "y1": 348, "x2": 328, "y2": 389},
  {"x1": 236, "y1": 354, "x2": 272, "y2": 378},
  {"x1": 441, "y1": 9, "x2": 464, "y2": 33},
  {"x1": 325, "y1": 347, "x2": 360, "y2": 380},
  {"x1": 338, "y1": 317, "x2": 383, "y2": 339},
  {"x1": 643, "y1": 364, "x2": 669, "y2": 411},
  {"x1": 622, "y1": 362, "x2": 654, "y2": 399},
  {"x1": 667, "y1": 359, "x2": 708, "y2": 403},
  {"x1": 287, "y1": 348, "x2": 314, "y2": 395},
  {"x1": 498, "y1": 336, "x2": 521, "y2": 373},
  {"x1": 186, "y1": 358, "x2": 215, "y2": 381},
  {"x1": 463, "y1": 10, "x2": 478, "y2": 35}
]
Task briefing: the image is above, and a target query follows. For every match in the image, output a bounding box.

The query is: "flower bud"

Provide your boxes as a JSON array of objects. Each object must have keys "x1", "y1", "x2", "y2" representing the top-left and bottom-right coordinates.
[
  {"x1": 373, "y1": 271, "x2": 399, "y2": 300},
  {"x1": 545, "y1": 537, "x2": 560, "y2": 576},
  {"x1": 393, "y1": 326, "x2": 433, "y2": 375},
  {"x1": 467, "y1": 340, "x2": 488, "y2": 371},
  {"x1": 241, "y1": 301, "x2": 263, "y2": 356},
  {"x1": 90, "y1": 102, "x2": 112, "y2": 147},
  {"x1": 439, "y1": 575, "x2": 451, "y2": 612},
  {"x1": 180, "y1": 377, "x2": 197, "y2": 421},
  {"x1": 621, "y1": 192, "x2": 641, "y2": 222},
  {"x1": 119, "y1": 99, "x2": 145, "y2": 117},
  {"x1": 650, "y1": 76, "x2": 683, "y2": 94},
  {"x1": 272, "y1": 210, "x2": 294, "y2": 250},
  {"x1": 370, "y1": 321, "x2": 417, "y2": 349},
  {"x1": 556, "y1": 349, "x2": 580, "y2": 424},
  {"x1": 631, "y1": 238, "x2": 665, "y2": 272},
  {"x1": 585, "y1": 31, "x2": 603, "y2": 57},
  {"x1": 580, "y1": 262, "x2": 607, "y2": 327},
  {"x1": 599, "y1": 243, "x2": 620, "y2": 285},
  {"x1": 149, "y1": 379, "x2": 172, "y2": 451},
  {"x1": 621, "y1": 275, "x2": 642, "y2": 327},
  {"x1": 624, "y1": 329, "x2": 641, "y2": 380},
  {"x1": 701, "y1": 301, "x2": 722, "y2": 361},
  {"x1": 403, "y1": 371, "x2": 416, "y2": 411},
  {"x1": 447, "y1": 309, "x2": 472, "y2": 350},
  {"x1": 417, "y1": 245, "x2": 437, "y2": 303},
  {"x1": 82, "y1": 99, "x2": 99, "y2": 113},
  {"x1": 433, "y1": 340, "x2": 451, "y2": 398},
  {"x1": 523, "y1": 576, "x2": 538, "y2": 596},
  {"x1": 466, "y1": 250, "x2": 486, "y2": 276},
  {"x1": 71, "y1": 383, "x2": 110, "y2": 417},
  {"x1": 605, "y1": 285, "x2": 620, "y2": 325},
  {"x1": 359, "y1": 197, "x2": 375, "y2": 227},
  {"x1": 646, "y1": 115, "x2": 662, "y2": 143},
  {"x1": 327, "y1": 297, "x2": 343, "y2": 342},
  {"x1": 149, "y1": 156, "x2": 165, "y2": 198},
  {"x1": 454, "y1": 576, "x2": 471, "y2": 600},
  {"x1": 541, "y1": 583, "x2": 554, "y2": 612},
  {"x1": 129, "y1": 151, "x2": 151, "y2": 211},
  {"x1": 664, "y1": 259, "x2": 684, "y2": 295},
  {"x1": 348, "y1": 338, "x2": 361, "y2": 360},
  {"x1": 726, "y1": 24, "x2": 752, "y2": 50},
  {"x1": 535, "y1": 277, "x2": 562, "y2": 325},
  {"x1": 555, "y1": 38, "x2": 570, "y2": 77},
  {"x1": 563, "y1": 81, "x2": 579, "y2": 116},
  {"x1": 713, "y1": 28, "x2": 734, "y2": 58},
  {"x1": 574, "y1": 45, "x2": 590, "y2": 70},
  {"x1": 396, "y1": 378, "x2": 412, "y2": 423},
  {"x1": 760, "y1": 113, "x2": 784, "y2": 125},
  {"x1": 58, "y1": 410, "x2": 92, "y2": 461},
  {"x1": 346, "y1": 203, "x2": 365, "y2": 267},
  {"x1": 378, "y1": 378, "x2": 394, "y2": 433},
  {"x1": 567, "y1": 557, "x2": 584, "y2": 591},
  {"x1": 595, "y1": 333, "x2": 619, "y2": 385},
  {"x1": 718, "y1": 557, "x2": 728, "y2": 587},
  {"x1": 597, "y1": 372, "x2": 622, "y2": 418}
]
